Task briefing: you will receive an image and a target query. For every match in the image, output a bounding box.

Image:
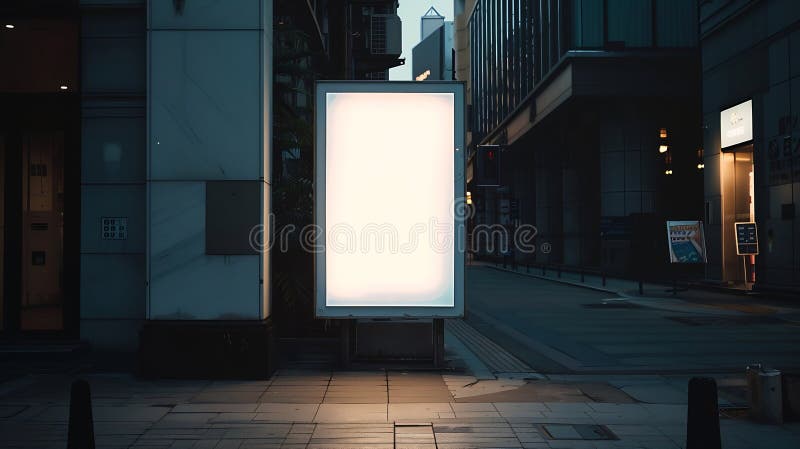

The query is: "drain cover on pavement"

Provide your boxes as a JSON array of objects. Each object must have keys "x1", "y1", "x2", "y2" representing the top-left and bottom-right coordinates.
[{"x1": 540, "y1": 424, "x2": 616, "y2": 440}]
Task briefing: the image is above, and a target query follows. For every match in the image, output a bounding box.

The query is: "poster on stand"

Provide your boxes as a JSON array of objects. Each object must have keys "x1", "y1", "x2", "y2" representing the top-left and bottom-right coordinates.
[
  {"x1": 735, "y1": 222, "x2": 759, "y2": 255},
  {"x1": 666, "y1": 220, "x2": 708, "y2": 263}
]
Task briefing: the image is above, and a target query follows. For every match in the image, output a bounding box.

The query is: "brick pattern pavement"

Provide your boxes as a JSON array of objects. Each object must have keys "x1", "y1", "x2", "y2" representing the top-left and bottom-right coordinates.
[{"x1": 2, "y1": 370, "x2": 800, "y2": 448}]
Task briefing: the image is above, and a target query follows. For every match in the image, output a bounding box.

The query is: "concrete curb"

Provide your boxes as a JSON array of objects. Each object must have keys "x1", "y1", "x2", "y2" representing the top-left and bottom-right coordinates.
[{"x1": 483, "y1": 264, "x2": 628, "y2": 298}]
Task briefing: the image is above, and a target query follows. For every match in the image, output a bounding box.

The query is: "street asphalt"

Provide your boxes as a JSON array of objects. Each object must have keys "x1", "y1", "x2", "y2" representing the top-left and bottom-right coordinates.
[{"x1": 464, "y1": 265, "x2": 800, "y2": 375}]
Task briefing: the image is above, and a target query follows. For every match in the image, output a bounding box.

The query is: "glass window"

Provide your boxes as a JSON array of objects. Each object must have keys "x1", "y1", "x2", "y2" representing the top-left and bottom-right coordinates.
[
  {"x1": 572, "y1": 0, "x2": 603, "y2": 48},
  {"x1": 655, "y1": 0, "x2": 696, "y2": 47},
  {"x1": 607, "y1": 0, "x2": 653, "y2": 48}
]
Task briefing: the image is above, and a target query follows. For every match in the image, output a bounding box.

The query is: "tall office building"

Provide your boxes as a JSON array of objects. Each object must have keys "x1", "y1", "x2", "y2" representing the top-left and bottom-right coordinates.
[
  {"x1": 465, "y1": 0, "x2": 702, "y2": 279},
  {"x1": 700, "y1": 0, "x2": 800, "y2": 292}
]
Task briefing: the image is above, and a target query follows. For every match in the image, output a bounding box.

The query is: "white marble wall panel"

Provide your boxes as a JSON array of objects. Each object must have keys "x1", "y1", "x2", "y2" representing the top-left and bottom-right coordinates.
[
  {"x1": 148, "y1": 182, "x2": 260, "y2": 319},
  {"x1": 149, "y1": 30, "x2": 262, "y2": 181}
]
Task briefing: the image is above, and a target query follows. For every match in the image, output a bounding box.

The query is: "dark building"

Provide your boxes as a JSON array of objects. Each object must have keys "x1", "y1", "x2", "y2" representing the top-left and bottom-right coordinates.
[
  {"x1": 0, "y1": 0, "x2": 403, "y2": 373},
  {"x1": 465, "y1": 0, "x2": 703, "y2": 278},
  {"x1": 324, "y1": 0, "x2": 404, "y2": 80},
  {"x1": 412, "y1": 20, "x2": 454, "y2": 81},
  {"x1": 701, "y1": 0, "x2": 800, "y2": 292}
]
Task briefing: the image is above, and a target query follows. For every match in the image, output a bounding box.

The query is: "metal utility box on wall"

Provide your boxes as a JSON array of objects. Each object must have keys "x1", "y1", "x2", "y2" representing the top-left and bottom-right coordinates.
[
  {"x1": 314, "y1": 81, "x2": 466, "y2": 319},
  {"x1": 205, "y1": 181, "x2": 260, "y2": 255}
]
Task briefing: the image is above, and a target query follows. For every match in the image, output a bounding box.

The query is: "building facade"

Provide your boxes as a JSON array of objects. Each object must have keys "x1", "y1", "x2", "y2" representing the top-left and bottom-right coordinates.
[
  {"x1": 412, "y1": 20, "x2": 454, "y2": 81},
  {"x1": 701, "y1": 0, "x2": 800, "y2": 292},
  {"x1": 0, "y1": 0, "x2": 404, "y2": 374},
  {"x1": 464, "y1": 0, "x2": 703, "y2": 279}
]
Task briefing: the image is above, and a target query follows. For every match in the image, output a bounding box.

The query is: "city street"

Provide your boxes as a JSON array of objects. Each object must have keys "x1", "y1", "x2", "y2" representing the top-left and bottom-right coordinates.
[
  {"x1": 3, "y1": 268, "x2": 800, "y2": 448},
  {"x1": 464, "y1": 265, "x2": 800, "y2": 375}
]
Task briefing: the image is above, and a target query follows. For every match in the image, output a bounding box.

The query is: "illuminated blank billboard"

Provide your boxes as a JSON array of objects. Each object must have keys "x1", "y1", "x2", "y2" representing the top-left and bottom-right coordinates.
[{"x1": 315, "y1": 82, "x2": 465, "y2": 318}]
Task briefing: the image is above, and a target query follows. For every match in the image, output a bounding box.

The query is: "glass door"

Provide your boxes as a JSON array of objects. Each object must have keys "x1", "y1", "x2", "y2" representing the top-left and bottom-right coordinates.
[{"x1": 20, "y1": 132, "x2": 65, "y2": 330}]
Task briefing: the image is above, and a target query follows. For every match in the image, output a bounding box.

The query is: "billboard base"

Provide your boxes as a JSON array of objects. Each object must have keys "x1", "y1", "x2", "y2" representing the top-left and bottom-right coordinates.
[{"x1": 340, "y1": 319, "x2": 445, "y2": 368}]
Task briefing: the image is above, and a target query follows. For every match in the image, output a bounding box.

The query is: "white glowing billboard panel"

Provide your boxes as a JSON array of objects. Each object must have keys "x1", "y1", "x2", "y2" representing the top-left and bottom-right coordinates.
[{"x1": 315, "y1": 82, "x2": 465, "y2": 318}]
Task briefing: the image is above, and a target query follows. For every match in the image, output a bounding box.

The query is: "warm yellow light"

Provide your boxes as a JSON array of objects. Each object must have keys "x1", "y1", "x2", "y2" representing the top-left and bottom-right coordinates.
[
  {"x1": 697, "y1": 163, "x2": 704, "y2": 170},
  {"x1": 659, "y1": 128, "x2": 668, "y2": 139},
  {"x1": 665, "y1": 169, "x2": 673, "y2": 175},
  {"x1": 466, "y1": 191, "x2": 472, "y2": 205},
  {"x1": 325, "y1": 91, "x2": 455, "y2": 307},
  {"x1": 659, "y1": 144, "x2": 669, "y2": 153}
]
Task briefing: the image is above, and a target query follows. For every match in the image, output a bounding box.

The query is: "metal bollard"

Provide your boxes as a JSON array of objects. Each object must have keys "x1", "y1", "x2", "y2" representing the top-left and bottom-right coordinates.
[
  {"x1": 686, "y1": 377, "x2": 721, "y2": 449},
  {"x1": 747, "y1": 365, "x2": 783, "y2": 424},
  {"x1": 68, "y1": 379, "x2": 96, "y2": 449}
]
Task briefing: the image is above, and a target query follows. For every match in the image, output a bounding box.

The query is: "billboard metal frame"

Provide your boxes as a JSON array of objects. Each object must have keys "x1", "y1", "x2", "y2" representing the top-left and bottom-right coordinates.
[{"x1": 314, "y1": 81, "x2": 466, "y2": 318}]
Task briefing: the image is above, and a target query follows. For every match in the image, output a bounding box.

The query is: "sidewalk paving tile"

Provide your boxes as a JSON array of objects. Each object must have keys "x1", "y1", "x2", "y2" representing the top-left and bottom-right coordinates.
[
  {"x1": 605, "y1": 424, "x2": 663, "y2": 436},
  {"x1": 388, "y1": 402, "x2": 452, "y2": 420},
  {"x1": 314, "y1": 403, "x2": 388, "y2": 422},
  {"x1": 544, "y1": 402, "x2": 593, "y2": 413},
  {"x1": 172, "y1": 403, "x2": 259, "y2": 413},
  {"x1": 451, "y1": 403, "x2": 497, "y2": 412},
  {"x1": 206, "y1": 381, "x2": 272, "y2": 391},
  {"x1": 494, "y1": 402, "x2": 549, "y2": 418},
  {"x1": 157, "y1": 412, "x2": 217, "y2": 425},
  {"x1": 191, "y1": 391, "x2": 263, "y2": 403},
  {"x1": 209, "y1": 412, "x2": 258, "y2": 423},
  {"x1": 252, "y1": 403, "x2": 318, "y2": 422}
]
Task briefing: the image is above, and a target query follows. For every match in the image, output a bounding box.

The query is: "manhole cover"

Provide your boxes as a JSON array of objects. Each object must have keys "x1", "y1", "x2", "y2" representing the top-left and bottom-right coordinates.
[
  {"x1": 583, "y1": 301, "x2": 642, "y2": 309},
  {"x1": 666, "y1": 315, "x2": 784, "y2": 326},
  {"x1": 539, "y1": 424, "x2": 616, "y2": 441}
]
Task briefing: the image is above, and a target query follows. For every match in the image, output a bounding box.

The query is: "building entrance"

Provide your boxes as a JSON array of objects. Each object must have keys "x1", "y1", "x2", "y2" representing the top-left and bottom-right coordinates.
[
  {"x1": 721, "y1": 145, "x2": 755, "y2": 287},
  {"x1": 1, "y1": 7, "x2": 80, "y2": 336}
]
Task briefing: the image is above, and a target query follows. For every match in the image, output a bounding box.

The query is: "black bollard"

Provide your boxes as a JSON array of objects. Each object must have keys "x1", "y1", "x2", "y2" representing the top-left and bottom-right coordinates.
[
  {"x1": 67, "y1": 379, "x2": 96, "y2": 449},
  {"x1": 686, "y1": 377, "x2": 721, "y2": 449}
]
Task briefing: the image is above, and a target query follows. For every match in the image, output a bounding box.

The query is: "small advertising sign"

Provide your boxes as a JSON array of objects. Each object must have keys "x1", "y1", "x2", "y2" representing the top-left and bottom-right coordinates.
[
  {"x1": 735, "y1": 222, "x2": 759, "y2": 255},
  {"x1": 666, "y1": 221, "x2": 707, "y2": 263},
  {"x1": 720, "y1": 99, "x2": 753, "y2": 149}
]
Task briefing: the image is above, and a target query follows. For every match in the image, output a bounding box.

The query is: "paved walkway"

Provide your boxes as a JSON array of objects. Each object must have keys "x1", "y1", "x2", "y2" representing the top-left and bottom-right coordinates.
[{"x1": 1, "y1": 369, "x2": 799, "y2": 448}]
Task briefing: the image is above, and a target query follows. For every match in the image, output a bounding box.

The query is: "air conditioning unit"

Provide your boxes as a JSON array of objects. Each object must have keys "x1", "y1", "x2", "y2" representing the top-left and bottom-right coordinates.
[{"x1": 370, "y1": 14, "x2": 401, "y2": 55}]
